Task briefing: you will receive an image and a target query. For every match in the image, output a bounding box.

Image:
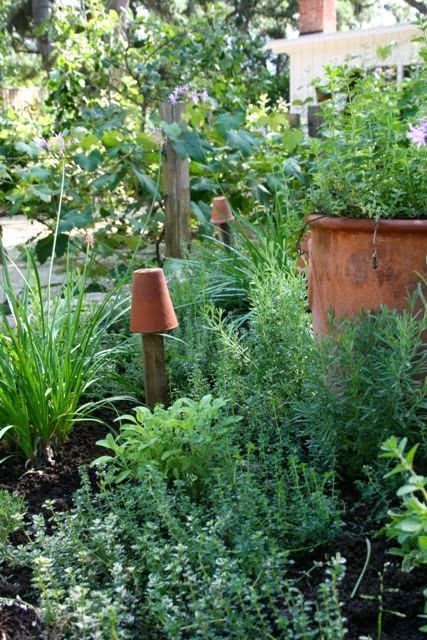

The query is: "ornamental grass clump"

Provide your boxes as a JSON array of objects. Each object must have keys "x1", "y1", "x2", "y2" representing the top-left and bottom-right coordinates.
[{"x1": 0, "y1": 248, "x2": 130, "y2": 462}]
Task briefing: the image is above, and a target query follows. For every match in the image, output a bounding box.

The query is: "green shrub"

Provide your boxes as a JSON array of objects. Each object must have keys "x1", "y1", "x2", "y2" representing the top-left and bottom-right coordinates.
[
  {"x1": 21, "y1": 471, "x2": 346, "y2": 640},
  {"x1": 0, "y1": 249, "x2": 131, "y2": 461},
  {"x1": 167, "y1": 260, "x2": 313, "y2": 448},
  {"x1": 380, "y1": 436, "x2": 427, "y2": 573},
  {"x1": 293, "y1": 301, "x2": 427, "y2": 478},
  {"x1": 211, "y1": 454, "x2": 342, "y2": 553},
  {"x1": 0, "y1": 489, "x2": 26, "y2": 560},
  {"x1": 306, "y1": 29, "x2": 427, "y2": 220},
  {"x1": 93, "y1": 395, "x2": 240, "y2": 492}
]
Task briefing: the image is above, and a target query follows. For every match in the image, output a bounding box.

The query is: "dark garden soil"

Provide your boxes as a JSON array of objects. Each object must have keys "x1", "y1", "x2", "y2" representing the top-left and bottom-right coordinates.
[
  {"x1": 292, "y1": 534, "x2": 426, "y2": 640},
  {"x1": 0, "y1": 421, "x2": 425, "y2": 640},
  {"x1": 0, "y1": 419, "x2": 109, "y2": 640}
]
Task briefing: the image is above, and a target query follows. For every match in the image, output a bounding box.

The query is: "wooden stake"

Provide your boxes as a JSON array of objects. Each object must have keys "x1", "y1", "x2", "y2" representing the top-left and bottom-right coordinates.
[
  {"x1": 160, "y1": 101, "x2": 191, "y2": 259},
  {"x1": 142, "y1": 334, "x2": 169, "y2": 409},
  {"x1": 218, "y1": 222, "x2": 232, "y2": 246}
]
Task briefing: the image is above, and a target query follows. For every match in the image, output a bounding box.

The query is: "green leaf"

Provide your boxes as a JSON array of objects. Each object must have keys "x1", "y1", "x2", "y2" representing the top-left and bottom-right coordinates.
[
  {"x1": 35, "y1": 233, "x2": 68, "y2": 264},
  {"x1": 74, "y1": 149, "x2": 103, "y2": 172},
  {"x1": 418, "y1": 536, "x2": 427, "y2": 551},
  {"x1": 90, "y1": 455, "x2": 114, "y2": 466},
  {"x1": 29, "y1": 183, "x2": 55, "y2": 203},
  {"x1": 191, "y1": 201, "x2": 209, "y2": 225},
  {"x1": 397, "y1": 519, "x2": 422, "y2": 533},
  {"x1": 27, "y1": 167, "x2": 51, "y2": 181},
  {"x1": 131, "y1": 164, "x2": 160, "y2": 199},
  {"x1": 282, "y1": 129, "x2": 303, "y2": 153},
  {"x1": 160, "y1": 122, "x2": 181, "y2": 139},
  {"x1": 102, "y1": 130, "x2": 123, "y2": 149},
  {"x1": 397, "y1": 484, "x2": 418, "y2": 496},
  {"x1": 406, "y1": 444, "x2": 419, "y2": 466},
  {"x1": 81, "y1": 134, "x2": 99, "y2": 151},
  {"x1": 190, "y1": 177, "x2": 217, "y2": 192},
  {"x1": 172, "y1": 130, "x2": 206, "y2": 162},
  {"x1": 214, "y1": 112, "x2": 245, "y2": 137},
  {"x1": 14, "y1": 141, "x2": 38, "y2": 157},
  {"x1": 116, "y1": 469, "x2": 132, "y2": 483},
  {"x1": 225, "y1": 129, "x2": 258, "y2": 156},
  {"x1": 91, "y1": 173, "x2": 117, "y2": 192},
  {"x1": 0, "y1": 425, "x2": 13, "y2": 440},
  {"x1": 136, "y1": 132, "x2": 157, "y2": 152},
  {"x1": 58, "y1": 208, "x2": 93, "y2": 232}
]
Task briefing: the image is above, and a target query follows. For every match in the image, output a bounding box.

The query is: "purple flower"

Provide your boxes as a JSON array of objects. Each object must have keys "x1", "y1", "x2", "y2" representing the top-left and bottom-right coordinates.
[
  {"x1": 256, "y1": 126, "x2": 267, "y2": 137},
  {"x1": 408, "y1": 120, "x2": 427, "y2": 148},
  {"x1": 37, "y1": 138, "x2": 48, "y2": 150},
  {"x1": 168, "y1": 86, "x2": 210, "y2": 105}
]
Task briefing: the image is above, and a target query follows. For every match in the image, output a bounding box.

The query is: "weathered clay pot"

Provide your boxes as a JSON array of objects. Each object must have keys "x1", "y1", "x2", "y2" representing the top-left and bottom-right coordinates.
[
  {"x1": 210, "y1": 197, "x2": 234, "y2": 224},
  {"x1": 130, "y1": 268, "x2": 178, "y2": 334},
  {"x1": 307, "y1": 215, "x2": 427, "y2": 336},
  {"x1": 297, "y1": 231, "x2": 311, "y2": 271}
]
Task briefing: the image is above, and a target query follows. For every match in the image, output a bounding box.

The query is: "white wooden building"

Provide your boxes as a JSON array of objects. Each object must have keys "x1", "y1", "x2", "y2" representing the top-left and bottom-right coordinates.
[
  {"x1": 267, "y1": 24, "x2": 417, "y2": 111},
  {"x1": 265, "y1": 0, "x2": 421, "y2": 123}
]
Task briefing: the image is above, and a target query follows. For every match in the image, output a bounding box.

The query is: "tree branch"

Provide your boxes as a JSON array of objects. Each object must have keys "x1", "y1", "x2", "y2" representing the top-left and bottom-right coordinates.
[{"x1": 402, "y1": 0, "x2": 427, "y2": 14}]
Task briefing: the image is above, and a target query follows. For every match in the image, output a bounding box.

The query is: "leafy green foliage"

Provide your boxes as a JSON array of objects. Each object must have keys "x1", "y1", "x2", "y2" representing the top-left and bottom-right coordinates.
[
  {"x1": 380, "y1": 436, "x2": 427, "y2": 633},
  {"x1": 0, "y1": 248, "x2": 131, "y2": 461},
  {"x1": 20, "y1": 470, "x2": 345, "y2": 639},
  {"x1": 48, "y1": 3, "x2": 282, "y2": 123},
  {"x1": 380, "y1": 437, "x2": 427, "y2": 574},
  {"x1": 0, "y1": 489, "x2": 26, "y2": 560},
  {"x1": 167, "y1": 256, "x2": 312, "y2": 436},
  {"x1": 293, "y1": 298, "x2": 427, "y2": 478},
  {"x1": 93, "y1": 395, "x2": 240, "y2": 492},
  {"x1": 306, "y1": 30, "x2": 427, "y2": 219},
  {"x1": 0, "y1": 1, "x2": 307, "y2": 266}
]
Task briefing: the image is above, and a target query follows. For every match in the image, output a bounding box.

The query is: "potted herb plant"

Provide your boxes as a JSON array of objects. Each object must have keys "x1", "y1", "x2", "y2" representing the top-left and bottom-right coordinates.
[{"x1": 305, "y1": 28, "x2": 427, "y2": 336}]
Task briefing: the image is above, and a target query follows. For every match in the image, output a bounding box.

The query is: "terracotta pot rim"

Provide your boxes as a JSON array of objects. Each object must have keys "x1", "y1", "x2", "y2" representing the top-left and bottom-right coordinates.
[
  {"x1": 140, "y1": 325, "x2": 179, "y2": 335},
  {"x1": 307, "y1": 214, "x2": 427, "y2": 234},
  {"x1": 133, "y1": 267, "x2": 163, "y2": 274}
]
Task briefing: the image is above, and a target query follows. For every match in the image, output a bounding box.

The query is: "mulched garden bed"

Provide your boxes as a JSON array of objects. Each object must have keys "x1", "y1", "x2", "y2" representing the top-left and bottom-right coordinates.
[{"x1": 0, "y1": 420, "x2": 425, "y2": 640}]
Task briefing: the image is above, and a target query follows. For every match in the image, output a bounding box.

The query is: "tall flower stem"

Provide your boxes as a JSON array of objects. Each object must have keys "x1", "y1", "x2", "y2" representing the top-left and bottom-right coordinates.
[{"x1": 48, "y1": 154, "x2": 66, "y2": 318}]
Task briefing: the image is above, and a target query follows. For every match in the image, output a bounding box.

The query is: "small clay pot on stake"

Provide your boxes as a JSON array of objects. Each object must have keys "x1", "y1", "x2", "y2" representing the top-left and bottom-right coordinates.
[
  {"x1": 210, "y1": 197, "x2": 234, "y2": 246},
  {"x1": 130, "y1": 268, "x2": 178, "y2": 409}
]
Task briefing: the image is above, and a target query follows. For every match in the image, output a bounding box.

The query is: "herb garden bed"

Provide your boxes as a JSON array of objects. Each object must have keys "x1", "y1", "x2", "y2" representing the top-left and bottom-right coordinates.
[{"x1": 0, "y1": 422, "x2": 425, "y2": 640}]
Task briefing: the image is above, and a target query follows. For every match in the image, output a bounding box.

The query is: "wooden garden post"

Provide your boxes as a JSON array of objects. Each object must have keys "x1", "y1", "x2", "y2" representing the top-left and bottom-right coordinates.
[
  {"x1": 210, "y1": 196, "x2": 234, "y2": 246},
  {"x1": 130, "y1": 268, "x2": 178, "y2": 409},
  {"x1": 160, "y1": 101, "x2": 191, "y2": 259}
]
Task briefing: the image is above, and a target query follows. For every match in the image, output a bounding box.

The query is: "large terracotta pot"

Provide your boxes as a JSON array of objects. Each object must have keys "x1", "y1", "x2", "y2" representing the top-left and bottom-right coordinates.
[{"x1": 307, "y1": 215, "x2": 427, "y2": 336}]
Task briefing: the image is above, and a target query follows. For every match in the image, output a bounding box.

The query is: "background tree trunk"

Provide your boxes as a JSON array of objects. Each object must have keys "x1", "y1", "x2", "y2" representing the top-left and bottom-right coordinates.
[
  {"x1": 31, "y1": 0, "x2": 51, "y2": 70},
  {"x1": 110, "y1": 0, "x2": 130, "y2": 37}
]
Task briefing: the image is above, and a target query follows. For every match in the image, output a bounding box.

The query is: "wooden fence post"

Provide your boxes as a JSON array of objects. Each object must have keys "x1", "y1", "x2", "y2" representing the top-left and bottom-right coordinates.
[
  {"x1": 160, "y1": 101, "x2": 191, "y2": 259},
  {"x1": 307, "y1": 105, "x2": 324, "y2": 138}
]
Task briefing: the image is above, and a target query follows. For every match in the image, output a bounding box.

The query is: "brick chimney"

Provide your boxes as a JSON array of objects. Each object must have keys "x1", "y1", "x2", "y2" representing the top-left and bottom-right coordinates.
[{"x1": 299, "y1": 0, "x2": 336, "y2": 35}]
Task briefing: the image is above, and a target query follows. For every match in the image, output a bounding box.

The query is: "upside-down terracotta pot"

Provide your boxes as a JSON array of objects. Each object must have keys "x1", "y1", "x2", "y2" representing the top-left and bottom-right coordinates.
[
  {"x1": 130, "y1": 268, "x2": 178, "y2": 334},
  {"x1": 307, "y1": 215, "x2": 427, "y2": 337},
  {"x1": 210, "y1": 197, "x2": 234, "y2": 224}
]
